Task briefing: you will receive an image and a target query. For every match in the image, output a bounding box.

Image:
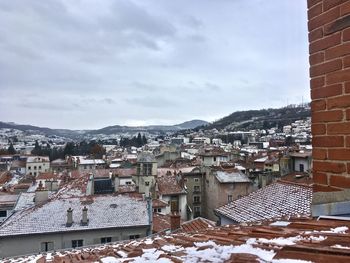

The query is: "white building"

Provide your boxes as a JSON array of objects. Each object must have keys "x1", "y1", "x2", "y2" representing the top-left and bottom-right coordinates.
[{"x1": 26, "y1": 156, "x2": 50, "y2": 177}]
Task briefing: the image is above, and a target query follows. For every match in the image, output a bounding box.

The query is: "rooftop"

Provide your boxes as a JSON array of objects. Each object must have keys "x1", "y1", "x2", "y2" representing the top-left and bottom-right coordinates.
[
  {"x1": 11, "y1": 218, "x2": 350, "y2": 262},
  {"x1": 215, "y1": 181, "x2": 312, "y2": 223},
  {"x1": 26, "y1": 156, "x2": 50, "y2": 163},
  {"x1": 0, "y1": 195, "x2": 149, "y2": 237},
  {"x1": 137, "y1": 152, "x2": 156, "y2": 163},
  {"x1": 215, "y1": 170, "x2": 251, "y2": 184}
]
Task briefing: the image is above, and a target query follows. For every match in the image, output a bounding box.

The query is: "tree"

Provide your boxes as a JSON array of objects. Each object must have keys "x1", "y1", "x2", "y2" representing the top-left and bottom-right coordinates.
[
  {"x1": 31, "y1": 140, "x2": 42, "y2": 155},
  {"x1": 7, "y1": 143, "x2": 16, "y2": 154},
  {"x1": 136, "y1": 133, "x2": 143, "y2": 147},
  {"x1": 64, "y1": 142, "x2": 75, "y2": 157},
  {"x1": 90, "y1": 144, "x2": 105, "y2": 159},
  {"x1": 142, "y1": 134, "x2": 147, "y2": 145}
]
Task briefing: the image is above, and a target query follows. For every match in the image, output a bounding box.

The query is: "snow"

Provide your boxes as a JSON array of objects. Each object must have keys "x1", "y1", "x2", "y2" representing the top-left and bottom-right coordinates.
[
  {"x1": 270, "y1": 221, "x2": 291, "y2": 227},
  {"x1": 254, "y1": 236, "x2": 303, "y2": 246},
  {"x1": 116, "y1": 251, "x2": 128, "y2": 258},
  {"x1": 144, "y1": 238, "x2": 153, "y2": 245},
  {"x1": 305, "y1": 226, "x2": 348, "y2": 235},
  {"x1": 100, "y1": 256, "x2": 120, "y2": 263},
  {"x1": 331, "y1": 244, "x2": 350, "y2": 250}
]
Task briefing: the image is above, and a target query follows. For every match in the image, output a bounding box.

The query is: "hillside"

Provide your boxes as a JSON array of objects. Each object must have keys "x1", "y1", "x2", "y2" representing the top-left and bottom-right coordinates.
[
  {"x1": 88, "y1": 120, "x2": 208, "y2": 135},
  {"x1": 201, "y1": 104, "x2": 310, "y2": 131},
  {"x1": 0, "y1": 119, "x2": 208, "y2": 138}
]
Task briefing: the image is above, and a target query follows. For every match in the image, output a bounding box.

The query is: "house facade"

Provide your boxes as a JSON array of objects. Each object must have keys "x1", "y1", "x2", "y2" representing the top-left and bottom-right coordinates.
[{"x1": 26, "y1": 156, "x2": 50, "y2": 177}]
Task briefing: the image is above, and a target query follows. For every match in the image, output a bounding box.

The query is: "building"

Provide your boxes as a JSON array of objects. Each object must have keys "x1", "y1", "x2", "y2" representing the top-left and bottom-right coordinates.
[
  {"x1": 156, "y1": 169, "x2": 187, "y2": 220},
  {"x1": 182, "y1": 168, "x2": 205, "y2": 219},
  {"x1": 199, "y1": 148, "x2": 231, "y2": 166},
  {"x1": 204, "y1": 168, "x2": 253, "y2": 221},
  {"x1": 133, "y1": 152, "x2": 157, "y2": 195},
  {"x1": 0, "y1": 194, "x2": 151, "y2": 258},
  {"x1": 26, "y1": 156, "x2": 50, "y2": 177},
  {"x1": 289, "y1": 151, "x2": 312, "y2": 173}
]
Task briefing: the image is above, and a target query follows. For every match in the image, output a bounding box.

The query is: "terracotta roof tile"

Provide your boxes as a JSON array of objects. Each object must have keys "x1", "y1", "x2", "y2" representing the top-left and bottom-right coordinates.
[{"x1": 16, "y1": 218, "x2": 350, "y2": 263}]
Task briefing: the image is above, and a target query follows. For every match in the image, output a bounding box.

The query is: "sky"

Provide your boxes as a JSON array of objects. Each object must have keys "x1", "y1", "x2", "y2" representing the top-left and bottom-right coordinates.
[{"x1": 0, "y1": 0, "x2": 310, "y2": 130}]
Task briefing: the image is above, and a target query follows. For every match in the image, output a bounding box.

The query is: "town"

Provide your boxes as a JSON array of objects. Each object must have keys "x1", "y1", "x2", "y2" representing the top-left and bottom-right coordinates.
[
  {"x1": 1, "y1": 0, "x2": 350, "y2": 262},
  {"x1": 0, "y1": 104, "x2": 314, "y2": 257}
]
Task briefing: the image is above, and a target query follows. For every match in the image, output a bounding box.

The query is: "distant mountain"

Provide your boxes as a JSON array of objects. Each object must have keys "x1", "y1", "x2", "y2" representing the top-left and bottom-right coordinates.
[
  {"x1": 0, "y1": 119, "x2": 208, "y2": 138},
  {"x1": 199, "y1": 104, "x2": 310, "y2": 131},
  {"x1": 88, "y1": 119, "x2": 208, "y2": 135},
  {"x1": 0, "y1": 121, "x2": 81, "y2": 139},
  {"x1": 174, "y1": 119, "x2": 208, "y2": 130}
]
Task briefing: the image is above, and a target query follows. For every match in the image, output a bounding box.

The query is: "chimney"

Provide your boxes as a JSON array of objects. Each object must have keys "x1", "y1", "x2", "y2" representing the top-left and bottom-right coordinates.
[
  {"x1": 81, "y1": 206, "x2": 88, "y2": 225},
  {"x1": 114, "y1": 176, "x2": 120, "y2": 192},
  {"x1": 170, "y1": 212, "x2": 181, "y2": 231},
  {"x1": 34, "y1": 181, "x2": 49, "y2": 205},
  {"x1": 66, "y1": 208, "x2": 73, "y2": 227},
  {"x1": 51, "y1": 180, "x2": 59, "y2": 191}
]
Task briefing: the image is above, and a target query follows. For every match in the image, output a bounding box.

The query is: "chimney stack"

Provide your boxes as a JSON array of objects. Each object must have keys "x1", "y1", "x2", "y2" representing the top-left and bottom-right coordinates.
[
  {"x1": 81, "y1": 206, "x2": 88, "y2": 225},
  {"x1": 66, "y1": 208, "x2": 73, "y2": 227},
  {"x1": 34, "y1": 181, "x2": 49, "y2": 205},
  {"x1": 170, "y1": 212, "x2": 181, "y2": 231}
]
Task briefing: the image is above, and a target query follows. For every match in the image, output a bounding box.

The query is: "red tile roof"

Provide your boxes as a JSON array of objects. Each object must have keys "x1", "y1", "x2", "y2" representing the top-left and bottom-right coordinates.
[{"x1": 17, "y1": 218, "x2": 350, "y2": 262}]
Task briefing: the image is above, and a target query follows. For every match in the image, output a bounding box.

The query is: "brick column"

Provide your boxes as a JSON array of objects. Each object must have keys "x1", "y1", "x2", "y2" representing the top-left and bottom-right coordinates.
[{"x1": 308, "y1": 0, "x2": 350, "y2": 188}]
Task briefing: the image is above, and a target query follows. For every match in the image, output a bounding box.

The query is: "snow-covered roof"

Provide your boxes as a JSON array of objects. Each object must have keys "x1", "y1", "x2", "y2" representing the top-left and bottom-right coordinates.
[
  {"x1": 79, "y1": 159, "x2": 105, "y2": 165},
  {"x1": 215, "y1": 171, "x2": 251, "y2": 183},
  {"x1": 26, "y1": 156, "x2": 50, "y2": 163},
  {"x1": 215, "y1": 182, "x2": 312, "y2": 223},
  {"x1": 253, "y1": 156, "x2": 269, "y2": 163},
  {"x1": 0, "y1": 195, "x2": 149, "y2": 237}
]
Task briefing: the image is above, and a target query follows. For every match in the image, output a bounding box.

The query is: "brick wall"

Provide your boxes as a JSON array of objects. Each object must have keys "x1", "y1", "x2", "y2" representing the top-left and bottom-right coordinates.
[{"x1": 308, "y1": 0, "x2": 350, "y2": 188}]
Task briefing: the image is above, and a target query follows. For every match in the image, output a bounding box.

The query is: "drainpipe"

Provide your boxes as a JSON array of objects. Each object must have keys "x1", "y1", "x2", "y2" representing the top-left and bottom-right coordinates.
[{"x1": 146, "y1": 197, "x2": 153, "y2": 236}]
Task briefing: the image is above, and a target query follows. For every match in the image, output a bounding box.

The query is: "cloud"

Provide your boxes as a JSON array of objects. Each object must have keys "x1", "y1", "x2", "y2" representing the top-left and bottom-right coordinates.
[{"x1": 0, "y1": 0, "x2": 310, "y2": 129}]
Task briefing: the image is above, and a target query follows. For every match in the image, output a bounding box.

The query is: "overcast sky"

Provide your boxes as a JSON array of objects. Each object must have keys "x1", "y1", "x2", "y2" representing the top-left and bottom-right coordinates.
[{"x1": 0, "y1": 0, "x2": 309, "y2": 130}]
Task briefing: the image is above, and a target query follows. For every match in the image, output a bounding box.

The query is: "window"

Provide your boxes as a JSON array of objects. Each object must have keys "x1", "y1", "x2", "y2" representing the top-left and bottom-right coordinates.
[
  {"x1": 129, "y1": 234, "x2": 140, "y2": 240},
  {"x1": 299, "y1": 164, "x2": 305, "y2": 172},
  {"x1": 30, "y1": 172, "x2": 32, "y2": 175},
  {"x1": 145, "y1": 181, "x2": 150, "y2": 186},
  {"x1": 213, "y1": 157, "x2": 217, "y2": 162},
  {"x1": 34, "y1": 166, "x2": 37, "y2": 170},
  {"x1": 228, "y1": 195, "x2": 233, "y2": 202},
  {"x1": 193, "y1": 195, "x2": 201, "y2": 203},
  {"x1": 39, "y1": 166, "x2": 41, "y2": 169},
  {"x1": 144, "y1": 163, "x2": 152, "y2": 175},
  {"x1": 126, "y1": 181, "x2": 132, "y2": 185},
  {"x1": 194, "y1": 178, "x2": 199, "y2": 182},
  {"x1": 170, "y1": 200, "x2": 178, "y2": 212},
  {"x1": 153, "y1": 208, "x2": 162, "y2": 213},
  {"x1": 34, "y1": 172, "x2": 37, "y2": 176},
  {"x1": 137, "y1": 163, "x2": 141, "y2": 175},
  {"x1": 72, "y1": 239, "x2": 83, "y2": 248},
  {"x1": 194, "y1": 185, "x2": 200, "y2": 192},
  {"x1": 28, "y1": 166, "x2": 31, "y2": 170},
  {"x1": 101, "y1": 237, "x2": 112, "y2": 244},
  {"x1": 194, "y1": 206, "x2": 201, "y2": 218},
  {"x1": 0, "y1": 210, "x2": 7, "y2": 217},
  {"x1": 41, "y1": 242, "x2": 54, "y2": 252}
]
